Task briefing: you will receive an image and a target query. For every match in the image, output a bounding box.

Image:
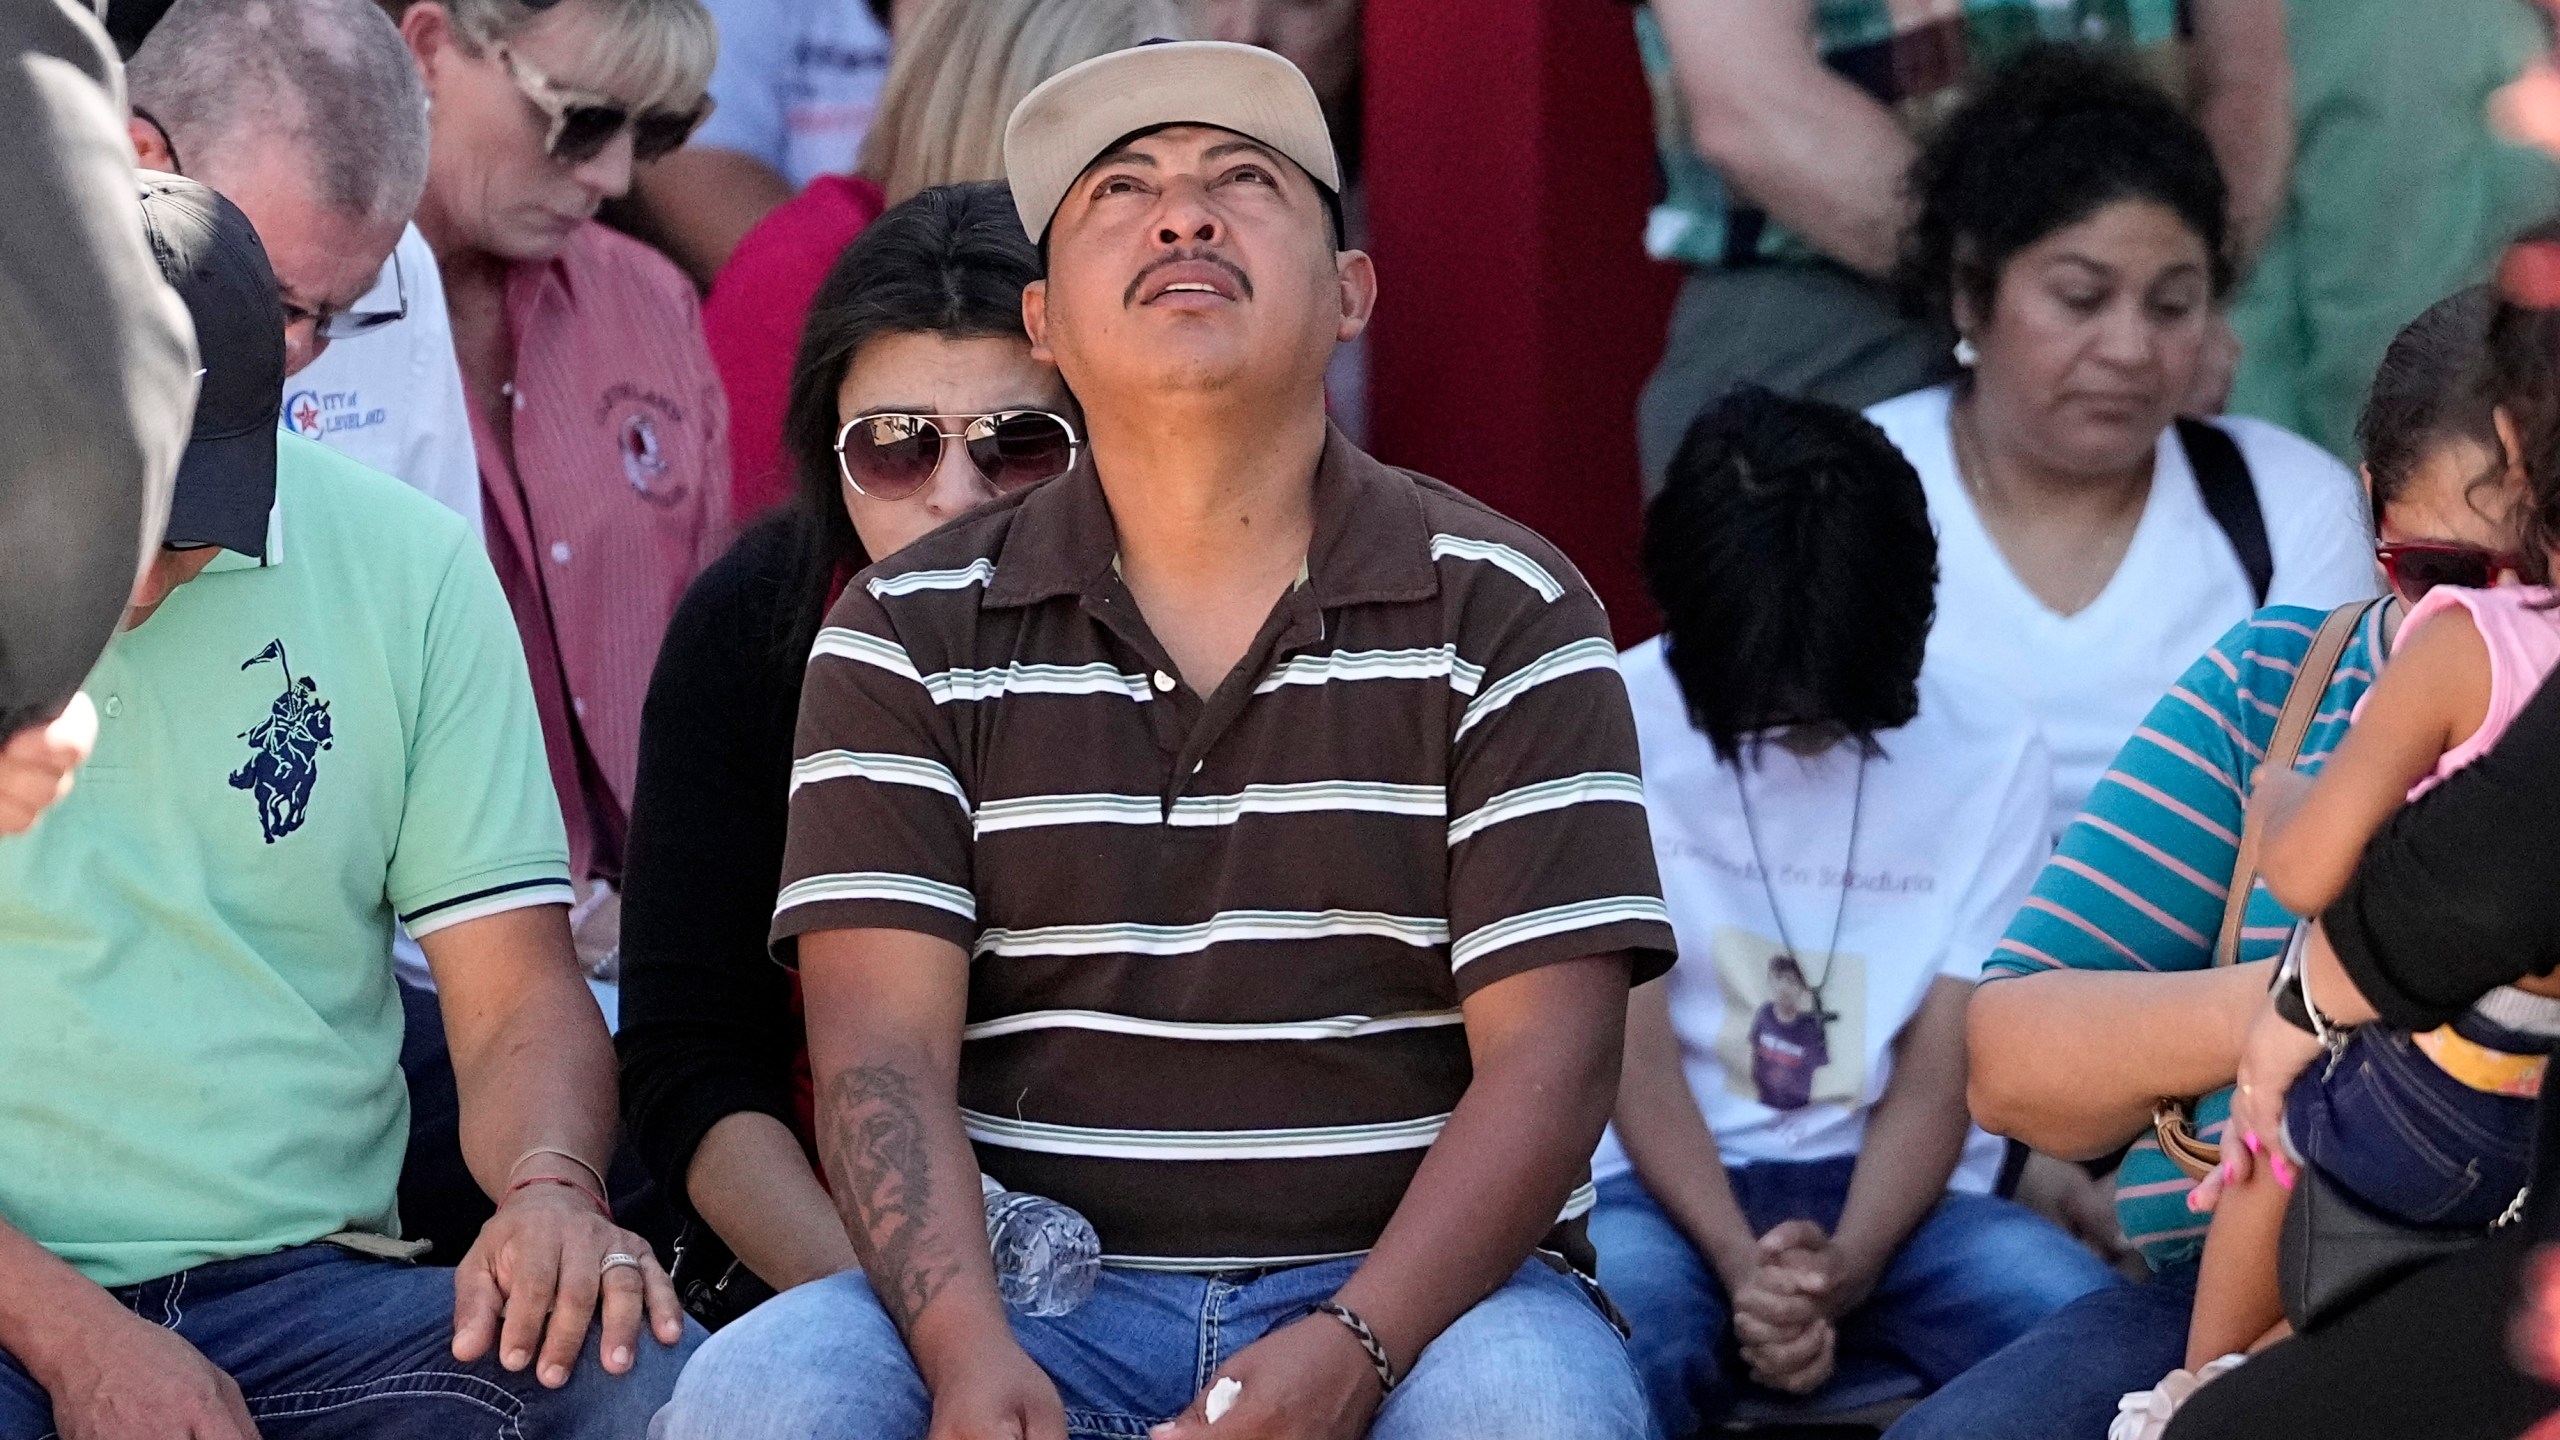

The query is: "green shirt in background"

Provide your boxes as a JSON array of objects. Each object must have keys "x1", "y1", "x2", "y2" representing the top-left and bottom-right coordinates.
[
  {"x1": 2229, "y1": 0, "x2": 2558, "y2": 460},
  {"x1": 0, "y1": 435, "x2": 572, "y2": 1288}
]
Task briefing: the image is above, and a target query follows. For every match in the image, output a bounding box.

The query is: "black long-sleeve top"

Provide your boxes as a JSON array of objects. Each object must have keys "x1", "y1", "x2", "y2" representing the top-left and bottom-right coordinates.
[
  {"x1": 2325, "y1": 664, "x2": 2560, "y2": 1032},
  {"x1": 617, "y1": 518, "x2": 822, "y2": 1209},
  {"x1": 2324, "y1": 661, "x2": 2560, "y2": 1239}
]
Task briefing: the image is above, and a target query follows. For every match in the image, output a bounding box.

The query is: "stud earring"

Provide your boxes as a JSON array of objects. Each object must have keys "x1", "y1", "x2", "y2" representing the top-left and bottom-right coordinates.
[{"x1": 1953, "y1": 335, "x2": 1980, "y2": 367}]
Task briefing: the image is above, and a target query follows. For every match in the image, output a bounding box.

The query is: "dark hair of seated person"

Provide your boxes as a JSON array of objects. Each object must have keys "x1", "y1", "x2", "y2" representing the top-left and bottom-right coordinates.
[
  {"x1": 2486, "y1": 218, "x2": 2560, "y2": 585},
  {"x1": 766, "y1": 178, "x2": 1044, "y2": 654},
  {"x1": 2359, "y1": 284, "x2": 2501, "y2": 513},
  {"x1": 1642, "y1": 385, "x2": 1938, "y2": 764},
  {"x1": 1895, "y1": 43, "x2": 2234, "y2": 326}
]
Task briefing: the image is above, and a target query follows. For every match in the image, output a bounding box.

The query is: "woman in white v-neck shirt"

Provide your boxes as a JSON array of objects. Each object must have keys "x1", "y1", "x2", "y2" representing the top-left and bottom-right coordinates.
[{"x1": 1871, "y1": 50, "x2": 2375, "y2": 839}]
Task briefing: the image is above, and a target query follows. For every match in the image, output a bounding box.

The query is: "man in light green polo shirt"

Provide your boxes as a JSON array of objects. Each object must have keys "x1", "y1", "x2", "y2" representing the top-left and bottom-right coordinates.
[{"x1": 0, "y1": 177, "x2": 696, "y2": 1440}]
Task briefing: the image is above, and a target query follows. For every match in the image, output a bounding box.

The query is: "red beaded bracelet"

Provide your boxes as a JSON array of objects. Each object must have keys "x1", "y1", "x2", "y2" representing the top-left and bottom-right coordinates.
[{"x1": 503, "y1": 1173, "x2": 612, "y2": 1219}]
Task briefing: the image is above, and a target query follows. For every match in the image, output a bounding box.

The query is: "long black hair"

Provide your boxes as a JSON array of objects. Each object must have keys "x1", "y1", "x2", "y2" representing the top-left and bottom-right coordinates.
[
  {"x1": 767, "y1": 179, "x2": 1046, "y2": 655},
  {"x1": 2487, "y1": 220, "x2": 2560, "y2": 585},
  {"x1": 1643, "y1": 386, "x2": 1938, "y2": 764},
  {"x1": 1898, "y1": 44, "x2": 2232, "y2": 327},
  {"x1": 2359, "y1": 286, "x2": 2500, "y2": 516}
]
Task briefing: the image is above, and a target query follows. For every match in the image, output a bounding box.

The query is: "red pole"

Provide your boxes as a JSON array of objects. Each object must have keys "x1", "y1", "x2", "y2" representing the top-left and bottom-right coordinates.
[{"x1": 1361, "y1": 0, "x2": 1680, "y2": 644}]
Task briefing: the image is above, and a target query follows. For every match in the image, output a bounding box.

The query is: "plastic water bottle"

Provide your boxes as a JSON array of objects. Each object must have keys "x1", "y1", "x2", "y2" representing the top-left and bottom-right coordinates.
[{"x1": 982, "y1": 1174, "x2": 1100, "y2": 1316}]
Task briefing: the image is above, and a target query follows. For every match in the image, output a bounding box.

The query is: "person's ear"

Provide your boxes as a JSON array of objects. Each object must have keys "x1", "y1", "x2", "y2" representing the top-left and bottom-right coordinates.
[
  {"x1": 1333, "y1": 248, "x2": 1377, "y2": 345},
  {"x1": 1023, "y1": 279, "x2": 1054, "y2": 366},
  {"x1": 399, "y1": 2, "x2": 456, "y2": 83},
  {"x1": 2495, "y1": 406, "x2": 2531, "y2": 488},
  {"x1": 128, "y1": 115, "x2": 176, "y2": 172}
]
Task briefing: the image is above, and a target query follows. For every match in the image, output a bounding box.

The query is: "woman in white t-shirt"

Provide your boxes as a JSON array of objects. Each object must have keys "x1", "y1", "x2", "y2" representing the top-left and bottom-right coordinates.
[
  {"x1": 1871, "y1": 49, "x2": 2375, "y2": 838},
  {"x1": 1592, "y1": 386, "x2": 2121, "y2": 1438}
]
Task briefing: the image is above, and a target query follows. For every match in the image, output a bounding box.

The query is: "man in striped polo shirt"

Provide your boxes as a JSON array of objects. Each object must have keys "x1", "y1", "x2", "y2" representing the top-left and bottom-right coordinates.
[{"x1": 655, "y1": 39, "x2": 1677, "y2": 1440}]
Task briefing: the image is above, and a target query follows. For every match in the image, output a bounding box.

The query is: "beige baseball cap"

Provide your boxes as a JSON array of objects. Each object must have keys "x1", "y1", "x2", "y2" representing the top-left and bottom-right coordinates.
[{"x1": 1003, "y1": 39, "x2": 1342, "y2": 242}]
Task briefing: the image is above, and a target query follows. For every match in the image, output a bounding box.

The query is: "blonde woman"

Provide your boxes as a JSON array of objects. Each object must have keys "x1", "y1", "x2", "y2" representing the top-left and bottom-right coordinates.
[
  {"x1": 703, "y1": 0, "x2": 1182, "y2": 516},
  {"x1": 392, "y1": 0, "x2": 732, "y2": 922}
]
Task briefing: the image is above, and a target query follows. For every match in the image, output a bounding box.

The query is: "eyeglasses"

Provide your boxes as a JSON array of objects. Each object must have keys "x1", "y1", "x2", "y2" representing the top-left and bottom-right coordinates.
[
  {"x1": 497, "y1": 45, "x2": 713, "y2": 166},
  {"x1": 833, "y1": 411, "x2": 1081, "y2": 500},
  {"x1": 2374, "y1": 542, "x2": 2524, "y2": 603},
  {"x1": 282, "y1": 249, "x2": 410, "y2": 342}
]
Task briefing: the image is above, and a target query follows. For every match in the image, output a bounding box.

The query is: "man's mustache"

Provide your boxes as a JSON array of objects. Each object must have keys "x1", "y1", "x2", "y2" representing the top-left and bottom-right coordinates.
[{"x1": 1123, "y1": 248, "x2": 1255, "y2": 307}]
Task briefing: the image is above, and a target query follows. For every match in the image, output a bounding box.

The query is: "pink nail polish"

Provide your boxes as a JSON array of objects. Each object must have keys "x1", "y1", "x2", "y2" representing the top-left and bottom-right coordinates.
[{"x1": 2245, "y1": 1134, "x2": 2261, "y2": 1155}]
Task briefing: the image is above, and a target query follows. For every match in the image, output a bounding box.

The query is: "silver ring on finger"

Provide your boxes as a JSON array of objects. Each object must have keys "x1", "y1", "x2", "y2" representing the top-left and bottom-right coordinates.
[{"x1": 600, "y1": 1251, "x2": 645, "y2": 1277}]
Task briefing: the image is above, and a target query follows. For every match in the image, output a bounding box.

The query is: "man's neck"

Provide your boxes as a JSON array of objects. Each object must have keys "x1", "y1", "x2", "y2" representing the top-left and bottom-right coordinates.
[
  {"x1": 1088, "y1": 393, "x2": 1329, "y2": 585},
  {"x1": 1083, "y1": 390, "x2": 1329, "y2": 694}
]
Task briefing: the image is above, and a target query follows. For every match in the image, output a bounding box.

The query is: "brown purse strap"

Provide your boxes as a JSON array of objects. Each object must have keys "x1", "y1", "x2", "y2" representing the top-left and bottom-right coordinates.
[{"x1": 2211, "y1": 599, "x2": 2374, "y2": 967}]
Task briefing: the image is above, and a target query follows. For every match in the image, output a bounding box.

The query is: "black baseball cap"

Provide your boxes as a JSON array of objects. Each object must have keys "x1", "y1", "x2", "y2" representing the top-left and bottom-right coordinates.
[{"x1": 138, "y1": 174, "x2": 282, "y2": 558}]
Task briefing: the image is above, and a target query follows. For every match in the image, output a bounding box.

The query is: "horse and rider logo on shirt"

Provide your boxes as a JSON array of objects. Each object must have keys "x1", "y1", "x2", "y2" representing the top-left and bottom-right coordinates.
[
  {"x1": 229, "y1": 639, "x2": 331, "y2": 843},
  {"x1": 1711, "y1": 927, "x2": 1868, "y2": 1113}
]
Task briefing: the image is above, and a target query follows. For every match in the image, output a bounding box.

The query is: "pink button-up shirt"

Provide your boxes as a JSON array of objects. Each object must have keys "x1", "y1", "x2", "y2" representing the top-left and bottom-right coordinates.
[{"x1": 471, "y1": 222, "x2": 730, "y2": 886}]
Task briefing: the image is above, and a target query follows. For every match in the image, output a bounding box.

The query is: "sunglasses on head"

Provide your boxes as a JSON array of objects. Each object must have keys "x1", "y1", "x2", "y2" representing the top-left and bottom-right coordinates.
[
  {"x1": 497, "y1": 46, "x2": 712, "y2": 166},
  {"x1": 833, "y1": 411, "x2": 1081, "y2": 501},
  {"x1": 2374, "y1": 542, "x2": 2524, "y2": 604}
]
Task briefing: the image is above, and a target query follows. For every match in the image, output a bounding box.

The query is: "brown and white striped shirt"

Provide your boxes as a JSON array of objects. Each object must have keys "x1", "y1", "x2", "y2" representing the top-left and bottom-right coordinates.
[{"x1": 773, "y1": 429, "x2": 1674, "y2": 1269}]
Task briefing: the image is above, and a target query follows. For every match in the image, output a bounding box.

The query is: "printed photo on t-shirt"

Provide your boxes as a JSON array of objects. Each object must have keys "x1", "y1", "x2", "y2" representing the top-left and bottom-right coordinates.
[{"x1": 1709, "y1": 925, "x2": 1867, "y2": 1111}]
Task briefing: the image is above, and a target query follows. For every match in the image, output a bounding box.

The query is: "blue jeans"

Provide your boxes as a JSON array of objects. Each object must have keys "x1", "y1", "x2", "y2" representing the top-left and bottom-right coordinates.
[
  {"x1": 2287, "y1": 1026, "x2": 2537, "y2": 1229},
  {"x1": 1590, "y1": 1161, "x2": 2122, "y2": 1437},
  {"x1": 652, "y1": 1256, "x2": 1656, "y2": 1440},
  {"x1": 1884, "y1": 1259, "x2": 2199, "y2": 1440},
  {"x1": 0, "y1": 1244, "x2": 700, "y2": 1440}
]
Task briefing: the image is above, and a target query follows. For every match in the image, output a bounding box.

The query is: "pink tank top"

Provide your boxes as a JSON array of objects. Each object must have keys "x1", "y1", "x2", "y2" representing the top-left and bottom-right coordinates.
[{"x1": 2403, "y1": 584, "x2": 2560, "y2": 798}]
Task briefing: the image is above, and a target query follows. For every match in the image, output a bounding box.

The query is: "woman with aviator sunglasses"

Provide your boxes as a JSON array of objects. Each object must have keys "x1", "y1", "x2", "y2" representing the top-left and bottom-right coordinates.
[
  {"x1": 391, "y1": 0, "x2": 731, "y2": 959},
  {"x1": 616, "y1": 183, "x2": 1075, "y2": 1325}
]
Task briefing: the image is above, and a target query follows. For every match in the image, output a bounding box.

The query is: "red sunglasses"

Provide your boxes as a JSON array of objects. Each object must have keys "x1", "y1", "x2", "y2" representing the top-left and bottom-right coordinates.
[{"x1": 2374, "y1": 542, "x2": 2524, "y2": 604}]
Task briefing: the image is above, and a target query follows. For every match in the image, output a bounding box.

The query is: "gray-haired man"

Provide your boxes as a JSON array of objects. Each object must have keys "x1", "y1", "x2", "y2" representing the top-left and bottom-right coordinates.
[{"x1": 124, "y1": 0, "x2": 482, "y2": 532}]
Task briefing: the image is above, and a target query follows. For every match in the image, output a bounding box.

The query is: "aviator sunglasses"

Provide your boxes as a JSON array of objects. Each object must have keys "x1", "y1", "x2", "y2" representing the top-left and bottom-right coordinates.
[
  {"x1": 833, "y1": 411, "x2": 1082, "y2": 500},
  {"x1": 2374, "y1": 541, "x2": 2526, "y2": 604},
  {"x1": 498, "y1": 46, "x2": 713, "y2": 166}
]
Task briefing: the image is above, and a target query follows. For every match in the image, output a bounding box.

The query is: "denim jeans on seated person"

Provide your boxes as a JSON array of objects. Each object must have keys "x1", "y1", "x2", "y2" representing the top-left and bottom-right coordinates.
[
  {"x1": 0, "y1": 1243, "x2": 700, "y2": 1440},
  {"x1": 1884, "y1": 1257, "x2": 2198, "y2": 1440},
  {"x1": 650, "y1": 1254, "x2": 1657, "y2": 1440},
  {"x1": 1589, "y1": 1159, "x2": 2123, "y2": 1438}
]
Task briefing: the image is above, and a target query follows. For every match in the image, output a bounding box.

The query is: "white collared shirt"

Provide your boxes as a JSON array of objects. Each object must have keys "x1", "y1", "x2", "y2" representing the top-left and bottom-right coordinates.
[{"x1": 282, "y1": 224, "x2": 480, "y2": 539}]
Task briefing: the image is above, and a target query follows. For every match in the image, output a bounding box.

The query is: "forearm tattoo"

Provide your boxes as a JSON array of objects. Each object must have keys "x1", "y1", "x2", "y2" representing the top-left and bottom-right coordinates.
[{"x1": 819, "y1": 1064, "x2": 960, "y2": 1332}]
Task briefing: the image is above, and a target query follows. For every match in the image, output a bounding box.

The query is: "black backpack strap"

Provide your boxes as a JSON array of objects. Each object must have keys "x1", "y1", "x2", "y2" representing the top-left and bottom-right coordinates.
[{"x1": 2178, "y1": 417, "x2": 2273, "y2": 607}]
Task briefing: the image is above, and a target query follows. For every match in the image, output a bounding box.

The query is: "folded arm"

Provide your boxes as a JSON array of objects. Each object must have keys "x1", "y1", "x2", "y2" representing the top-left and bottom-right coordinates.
[
  {"x1": 2188, "y1": 0, "x2": 2295, "y2": 268},
  {"x1": 1968, "y1": 962, "x2": 2272, "y2": 1160},
  {"x1": 1652, "y1": 0, "x2": 1913, "y2": 277}
]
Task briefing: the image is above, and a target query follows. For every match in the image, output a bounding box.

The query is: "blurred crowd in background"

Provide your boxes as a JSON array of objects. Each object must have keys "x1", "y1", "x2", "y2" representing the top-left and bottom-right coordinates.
[{"x1": 11, "y1": 1, "x2": 2560, "y2": 1438}]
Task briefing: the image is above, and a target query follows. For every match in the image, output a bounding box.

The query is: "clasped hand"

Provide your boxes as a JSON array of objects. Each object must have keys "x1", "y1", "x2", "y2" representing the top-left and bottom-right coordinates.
[{"x1": 1727, "y1": 1221, "x2": 1869, "y2": 1397}]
